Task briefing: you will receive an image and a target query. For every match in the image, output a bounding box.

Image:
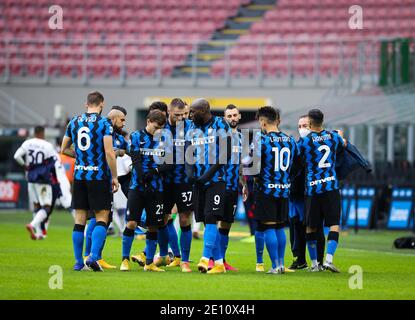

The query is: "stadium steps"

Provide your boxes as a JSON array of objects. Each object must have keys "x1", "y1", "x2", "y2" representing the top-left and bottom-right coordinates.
[{"x1": 172, "y1": 0, "x2": 277, "y2": 78}]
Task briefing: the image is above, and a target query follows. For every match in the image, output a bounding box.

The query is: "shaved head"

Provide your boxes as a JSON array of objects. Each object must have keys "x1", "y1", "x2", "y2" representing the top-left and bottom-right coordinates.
[
  {"x1": 107, "y1": 109, "x2": 126, "y2": 133},
  {"x1": 107, "y1": 109, "x2": 124, "y2": 119},
  {"x1": 190, "y1": 98, "x2": 211, "y2": 126}
]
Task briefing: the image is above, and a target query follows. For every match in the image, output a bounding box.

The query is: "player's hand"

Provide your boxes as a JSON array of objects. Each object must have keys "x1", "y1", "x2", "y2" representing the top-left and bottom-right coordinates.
[
  {"x1": 195, "y1": 177, "x2": 207, "y2": 187},
  {"x1": 242, "y1": 186, "x2": 249, "y2": 202},
  {"x1": 112, "y1": 178, "x2": 119, "y2": 193},
  {"x1": 143, "y1": 168, "x2": 158, "y2": 183},
  {"x1": 187, "y1": 176, "x2": 197, "y2": 186},
  {"x1": 115, "y1": 149, "x2": 126, "y2": 157}
]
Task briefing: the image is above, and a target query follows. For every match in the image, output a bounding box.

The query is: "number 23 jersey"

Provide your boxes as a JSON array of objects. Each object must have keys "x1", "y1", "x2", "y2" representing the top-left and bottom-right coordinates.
[{"x1": 65, "y1": 112, "x2": 113, "y2": 181}]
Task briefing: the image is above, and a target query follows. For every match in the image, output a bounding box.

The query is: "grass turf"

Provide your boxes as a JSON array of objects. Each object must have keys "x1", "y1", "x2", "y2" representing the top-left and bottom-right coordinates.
[{"x1": 0, "y1": 211, "x2": 414, "y2": 300}]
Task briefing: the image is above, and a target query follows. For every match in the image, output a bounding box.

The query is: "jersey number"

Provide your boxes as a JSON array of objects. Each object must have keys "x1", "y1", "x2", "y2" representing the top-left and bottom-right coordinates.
[
  {"x1": 181, "y1": 191, "x2": 192, "y2": 203},
  {"x1": 78, "y1": 127, "x2": 91, "y2": 151},
  {"x1": 318, "y1": 145, "x2": 331, "y2": 168},
  {"x1": 156, "y1": 204, "x2": 164, "y2": 215},
  {"x1": 28, "y1": 149, "x2": 45, "y2": 165},
  {"x1": 272, "y1": 147, "x2": 291, "y2": 171},
  {"x1": 214, "y1": 195, "x2": 221, "y2": 206}
]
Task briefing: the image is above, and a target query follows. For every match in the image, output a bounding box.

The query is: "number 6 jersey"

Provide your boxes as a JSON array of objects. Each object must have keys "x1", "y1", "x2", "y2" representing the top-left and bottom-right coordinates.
[
  {"x1": 65, "y1": 113, "x2": 113, "y2": 181},
  {"x1": 297, "y1": 130, "x2": 345, "y2": 196}
]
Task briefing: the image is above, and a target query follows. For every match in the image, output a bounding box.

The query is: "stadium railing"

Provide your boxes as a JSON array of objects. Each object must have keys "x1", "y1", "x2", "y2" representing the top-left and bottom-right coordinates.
[{"x1": 0, "y1": 37, "x2": 394, "y2": 87}]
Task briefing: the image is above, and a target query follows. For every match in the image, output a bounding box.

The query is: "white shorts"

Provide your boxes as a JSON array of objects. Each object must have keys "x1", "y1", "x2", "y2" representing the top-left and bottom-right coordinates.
[{"x1": 28, "y1": 183, "x2": 52, "y2": 207}]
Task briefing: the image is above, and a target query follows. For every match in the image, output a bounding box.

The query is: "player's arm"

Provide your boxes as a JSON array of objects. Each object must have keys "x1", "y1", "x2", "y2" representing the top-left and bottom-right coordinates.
[
  {"x1": 144, "y1": 135, "x2": 174, "y2": 181},
  {"x1": 103, "y1": 135, "x2": 119, "y2": 193},
  {"x1": 61, "y1": 118, "x2": 76, "y2": 158},
  {"x1": 61, "y1": 136, "x2": 75, "y2": 158},
  {"x1": 196, "y1": 134, "x2": 232, "y2": 185},
  {"x1": 239, "y1": 165, "x2": 249, "y2": 202},
  {"x1": 13, "y1": 146, "x2": 26, "y2": 167}
]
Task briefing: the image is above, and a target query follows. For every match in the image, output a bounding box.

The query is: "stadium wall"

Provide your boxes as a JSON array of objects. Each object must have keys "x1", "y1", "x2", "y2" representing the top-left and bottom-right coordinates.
[{"x1": 0, "y1": 83, "x2": 328, "y2": 132}]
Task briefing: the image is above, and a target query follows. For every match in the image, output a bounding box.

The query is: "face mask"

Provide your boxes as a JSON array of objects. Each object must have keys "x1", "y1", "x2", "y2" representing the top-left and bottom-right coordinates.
[{"x1": 299, "y1": 128, "x2": 310, "y2": 138}]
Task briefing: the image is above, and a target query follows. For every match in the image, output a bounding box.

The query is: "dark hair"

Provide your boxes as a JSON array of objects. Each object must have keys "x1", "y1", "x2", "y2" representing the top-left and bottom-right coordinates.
[
  {"x1": 111, "y1": 105, "x2": 127, "y2": 116},
  {"x1": 149, "y1": 101, "x2": 168, "y2": 114},
  {"x1": 147, "y1": 109, "x2": 166, "y2": 126},
  {"x1": 87, "y1": 91, "x2": 104, "y2": 106},
  {"x1": 256, "y1": 106, "x2": 280, "y2": 122},
  {"x1": 308, "y1": 108, "x2": 324, "y2": 127},
  {"x1": 225, "y1": 104, "x2": 239, "y2": 113},
  {"x1": 34, "y1": 125, "x2": 45, "y2": 135},
  {"x1": 170, "y1": 98, "x2": 185, "y2": 109}
]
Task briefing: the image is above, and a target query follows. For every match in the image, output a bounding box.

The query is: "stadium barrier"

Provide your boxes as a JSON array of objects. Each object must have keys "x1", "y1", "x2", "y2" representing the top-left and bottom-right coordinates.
[
  {"x1": 0, "y1": 37, "x2": 383, "y2": 87},
  {"x1": 0, "y1": 179, "x2": 28, "y2": 210},
  {"x1": 387, "y1": 187, "x2": 414, "y2": 230}
]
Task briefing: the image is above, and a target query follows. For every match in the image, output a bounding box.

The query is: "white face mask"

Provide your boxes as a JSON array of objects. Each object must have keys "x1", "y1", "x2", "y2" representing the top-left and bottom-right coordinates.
[{"x1": 299, "y1": 128, "x2": 310, "y2": 138}]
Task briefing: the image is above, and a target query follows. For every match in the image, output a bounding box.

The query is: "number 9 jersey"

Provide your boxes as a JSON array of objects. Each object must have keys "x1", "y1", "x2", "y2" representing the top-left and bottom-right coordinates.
[
  {"x1": 297, "y1": 130, "x2": 345, "y2": 196},
  {"x1": 65, "y1": 112, "x2": 113, "y2": 181}
]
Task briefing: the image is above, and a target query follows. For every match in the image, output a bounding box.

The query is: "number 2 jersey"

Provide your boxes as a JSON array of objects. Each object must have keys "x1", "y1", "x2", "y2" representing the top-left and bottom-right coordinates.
[
  {"x1": 255, "y1": 131, "x2": 297, "y2": 198},
  {"x1": 65, "y1": 112, "x2": 113, "y2": 181},
  {"x1": 297, "y1": 130, "x2": 345, "y2": 196}
]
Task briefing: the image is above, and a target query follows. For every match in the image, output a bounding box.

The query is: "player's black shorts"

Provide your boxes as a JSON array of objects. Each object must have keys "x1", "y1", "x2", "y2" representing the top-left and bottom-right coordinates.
[
  {"x1": 72, "y1": 180, "x2": 112, "y2": 211},
  {"x1": 254, "y1": 192, "x2": 288, "y2": 223},
  {"x1": 163, "y1": 183, "x2": 194, "y2": 214},
  {"x1": 193, "y1": 182, "x2": 226, "y2": 223},
  {"x1": 220, "y1": 189, "x2": 238, "y2": 223},
  {"x1": 127, "y1": 188, "x2": 164, "y2": 226},
  {"x1": 305, "y1": 189, "x2": 341, "y2": 228},
  {"x1": 118, "y1": 173, "x2": 131, "y2": 199}
]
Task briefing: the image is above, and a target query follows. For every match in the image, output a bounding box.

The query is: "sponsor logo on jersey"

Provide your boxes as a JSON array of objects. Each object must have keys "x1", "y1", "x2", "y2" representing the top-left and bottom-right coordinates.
[
  {"x1": 173, "y1": 139, "x2": 186, "y2": 147},
  {"x1": 75, "y1": 165, "x2": 99, "y2": 171},
  {"x1": 139, "y1": 148, "x2": 165, "y2": 156},
  {"x1": 191, "y1": 136, "x2": 216, "y2": 146},
  {"x1": 309, "y1": 175, "x2": 335, "y2": 186},
  {"x1": 268, "y1": 183, "x2": 291, "y2": 189}
]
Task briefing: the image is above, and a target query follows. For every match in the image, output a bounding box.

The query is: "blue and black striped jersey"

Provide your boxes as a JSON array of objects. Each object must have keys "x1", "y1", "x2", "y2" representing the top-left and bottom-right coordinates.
[
  {"x1": 65, "y1": 113, "x2": 113, "y2": 181},
  {"x1": 128, "y1": 128, "x2": 167, "y2": 192},
  {"x1": 187, "y1": 116, "x2": 230, "y2": 186},
  {"x1": 113, "y1": 132, "x2": 128, "y2": 151},
  {"x1": 255, "y1": 131, "x2": 297, "y2": 198},
  {"x1": 225, "y1": 129, "x2": 243, "y2": 191},
  {"x1": 298, "y1": 130, "x2": 345, "y2": 196},
  {"x1": 164, "y1": 119, "x2": 192, "y2": 184}
]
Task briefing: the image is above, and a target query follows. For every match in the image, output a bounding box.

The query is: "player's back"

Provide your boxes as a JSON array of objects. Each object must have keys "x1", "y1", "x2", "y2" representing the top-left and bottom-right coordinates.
[
  {"x1": 187, "y1": 116, "x2": 230, "y2": 185},
  {"x1": 66, "y1": 112, "x2": 113, "y2": 181},
  {"x1": 20, "y1": 138, "x2": 56, "y2": 167},
  {"x1": 257, "y1": 131, "x2": 297, "y2": 198},
  {"x1": 164, "y1": 118, "x2": 192, "y2": 184},
  {"x1": 299, "y1": 129, "x2": 344, "y2": 195}
]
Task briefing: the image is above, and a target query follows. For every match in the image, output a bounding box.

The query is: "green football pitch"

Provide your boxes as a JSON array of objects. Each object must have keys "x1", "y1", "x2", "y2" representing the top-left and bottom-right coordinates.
[{"x1": 0, "y1": 211, "x2": 414, "y2": 300}]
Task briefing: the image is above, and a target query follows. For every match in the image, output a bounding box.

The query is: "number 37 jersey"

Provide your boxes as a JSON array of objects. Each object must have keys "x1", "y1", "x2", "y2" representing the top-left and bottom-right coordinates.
[
  {"x1": 297, "y1": 130, "x2": 345, "y2": 196},
  {"x1": 65, "y1": 112, "x2": 113, "y2": 181}
]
